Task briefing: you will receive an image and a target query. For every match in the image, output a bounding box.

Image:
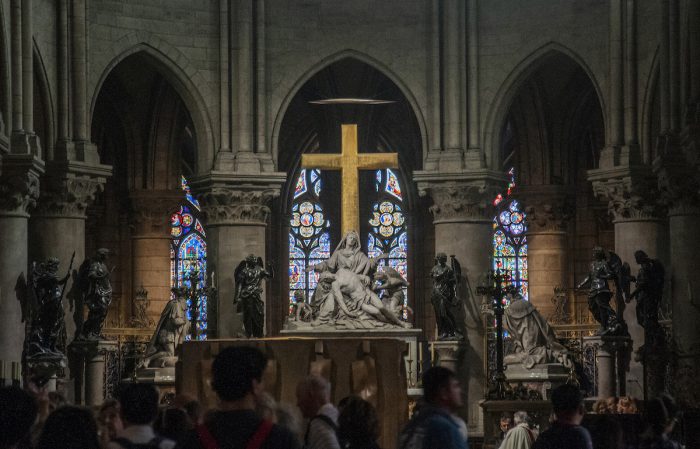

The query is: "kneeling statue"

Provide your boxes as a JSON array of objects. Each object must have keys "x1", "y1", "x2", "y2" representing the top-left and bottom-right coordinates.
[{"x1": 139, "y1": 287, "x2": 190, "y2": 368}]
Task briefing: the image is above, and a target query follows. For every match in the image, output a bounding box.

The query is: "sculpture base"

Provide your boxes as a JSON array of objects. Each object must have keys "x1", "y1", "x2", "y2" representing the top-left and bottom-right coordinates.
[
  {"x1": 135, "y1": 366, "x2": 176, "y2": 384},
  {"x1": 504, "y1": 363, "x2": 569, "y2": 400},
  {"x1": 583, "y1": 334, "x2": 632, "y2": 399},
  {"x1": 68, "y1": 339, "x2": 118, "y2": 406}
]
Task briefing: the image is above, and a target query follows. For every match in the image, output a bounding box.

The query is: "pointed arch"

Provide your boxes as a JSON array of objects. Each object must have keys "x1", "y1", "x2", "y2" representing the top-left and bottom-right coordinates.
[
  {"x1": 483, "y1": 42, "x2": 606, "y2": 169},
  {"x1": 90, "y1": 41, "x2": 215, "y2": 173},
  {"x1": 33, "y1": 41, "x2": 55, "y2": 161},
  {"x1": 271, "y1": 49, "x2": 429, "y2": 166}
]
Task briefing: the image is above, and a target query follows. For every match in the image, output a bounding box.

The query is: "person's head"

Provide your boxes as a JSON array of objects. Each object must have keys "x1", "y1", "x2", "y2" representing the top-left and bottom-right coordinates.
[
  {"x1": 617, "y1": 396, "x2": 637, "y2": 414},
  {"x1": 634, "y1": 250, "x2": 649, "y2": 265},
  {"x1": 317, "y1": 272, "x2": 335, "y2": 293},
  {"x1": 606, "y1": 396, "x2": 619, "y2": 413},
  {"x1": 117, "y1": 383, "x2": 160, "y2": 426},
  {"x1": 551, "y1": 384, "x2": 585, "y2": 425},
  {"x1": 96, "y1": 248, "x2": 110, "y2": 261},
  {"x1": 212, "y1": 346, "x2": 267, "y2": 403},
  {"x1": 337, "y1": 397, "x2": 380, "y2": 447},
  {"x1": 245, "y1": 254, "x2": 258, "y2": 267},
  {"x1": 36, "y1": 406, "x2": 100, "y2": 449},
  {"x1": 645, "y1": 394, "x2": 680, "y2": 435},
  {"x1": 98, "y1": 398, "x2": 123, "y2": 439},
  {"x1": 422, "y1": 366, "x2": 462, "y2": 411},
  {"x1": 436, "y1": 253, "x2": 447, "y2": 265},
  {"x1": 296, "y1": 375, "x2": 331, "y2": 418},
  {"x1": 499, "y1": 413, "x2": 513, "y2": 433},
  {"x1": 44, "y1": 258, "x2": 60, "y2": 274},
  {"x1": 0, "y1": 386, "x2": 37, "y2": 449},
  {"x1": 513, "y1": 411, "x2": 529, "y2": 426},
  {"x1": 343, "y1": 231, "x2": 359, "y2": 249},
  {"x1": 593, "y1": 399, "x2": 609, "y2": 414},
  {"x1": 153, "y1": 407, "x2": 190, "y2": 442},
  {"x1": 593, "y1": 246, "x2": 606, "y2": 261}
]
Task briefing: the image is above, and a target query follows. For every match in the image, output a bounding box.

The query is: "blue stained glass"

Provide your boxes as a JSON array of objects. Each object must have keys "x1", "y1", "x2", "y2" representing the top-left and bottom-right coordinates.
[
  {"x1": 385, "y1": 168, "x2": 402, "y2": 200},
  {"x1": 492, "y1": 183, "x2": 528, "y2": 302},
  {"x1": 181, "y1": 176, "x2": 201, "y2": 211},
  {"x1": 294, "y1": 169, "x2": 307, "y2": 199},
  {"x1": 311, "y1": 169, "x2": 319, "y2": 183},
  {"x1": 314, "y1": 180, "x2": 321, "y2": 197}
]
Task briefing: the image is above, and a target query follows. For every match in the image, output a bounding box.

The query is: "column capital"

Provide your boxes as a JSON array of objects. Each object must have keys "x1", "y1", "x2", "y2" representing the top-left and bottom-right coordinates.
[
  {"x1": 33, "y1": 161, "x2": 111, "y2": 219},
  {"x1": 128, "y1": 190, "x2": 182, "y2": 237},
  {"x1": 191, "y1": 172, "x2": 286, "y2": 226},
  {"x1": 414, "y1": 170, "x2": 506, "y2": 223},
  {"x1": 518, "y1": 186, "x2": 575, "y2": 233},
  {"x1": 0, "y1": 154, "x2": 44, "y2": 217},
  {"x1": 588, "y1": 166, "x2": 664, "y2": 222}
]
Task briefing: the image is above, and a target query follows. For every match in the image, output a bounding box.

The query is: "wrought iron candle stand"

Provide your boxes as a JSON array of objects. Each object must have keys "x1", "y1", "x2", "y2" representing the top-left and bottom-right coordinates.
[
  {"x1": 182, "y1": 264, "x2": 216, "y2": 340},
  {"x1": 477, "y1": 269, "x2": 513, "y2": 400}
]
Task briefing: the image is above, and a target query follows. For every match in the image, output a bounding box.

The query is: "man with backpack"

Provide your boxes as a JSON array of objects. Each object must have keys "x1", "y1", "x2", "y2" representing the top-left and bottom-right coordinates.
[
  {"x1": 398, "y1": 366, "x2": 468, "y2": 449},
  {"x1": 108, "y1": 383, "x2": 175, "y2": 449},
  {"x1": 176, "y1": 346, "x2": 300, "y2": 449},
  {"x1": 296, "y1": 375, "x2": 341, "y2": 449}
]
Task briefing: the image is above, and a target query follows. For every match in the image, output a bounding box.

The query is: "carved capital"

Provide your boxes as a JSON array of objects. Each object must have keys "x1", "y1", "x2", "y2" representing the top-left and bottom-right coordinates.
[
  {"x1": 199, "y1": 188, "x2": 279, "y2": 225},
  {"x1": 189, "y1": 172, "x2": 287, "y2": 226},
  {"x1": 34, "y1": 176, "x2": 105, "y2": 219},
  {"x1": 519, "y1": 187, "x2": 575, "y2": 233},
  {"x1": 414, "y1": 171, "x2": 506, "y2": 223},
  {"x1": 0, "y1": 155, "x2": 44, "y2": 217},
  {"x1": 129, "y1": 191, "x2": 182, "y2": 237},
  {"x1": 589, "y1": 167, "x2": 664, "y2": 222}
]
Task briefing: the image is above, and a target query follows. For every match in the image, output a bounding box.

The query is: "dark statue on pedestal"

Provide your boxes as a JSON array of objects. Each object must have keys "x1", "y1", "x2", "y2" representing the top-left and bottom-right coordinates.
[
  {"x1": 430, "y1": 253, "x2": 462, "y2": 340},
  {"x1": 234, "y1": 254, "x2": 274, "y2": 338},
  {"x1": 139, "y1": 287, "x2": 190, "y2": 368},
  {"x1": 72, "y1": 248, "x2": 113, "y2": 340},
  {"x1": 628, "y1": 250, "x2": 664, "y2": 332},
  {"x1": 576, "y1": 246, "x2": 630, "y2": 336},
  {"x1": 15, "y1": 257, "x2": 71, "y2": 362}
]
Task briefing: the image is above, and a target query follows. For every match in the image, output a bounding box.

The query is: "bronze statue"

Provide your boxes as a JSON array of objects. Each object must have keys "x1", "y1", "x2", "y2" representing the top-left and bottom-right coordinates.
[
  {"x1": 577, "y1": 246, "x2": 629, "y2": 336},
  {"x1": 627, "y1": 250, "x2": 664, "y2": 331},
  {"x1": 430, "y1": 253, "x2": 462, "y2": 340},
  {"x1": 74, "y1": 248, "x2": 113, "y2": 340},
  {"x1": 234, "y1": 254, "x2": 274, "y2": 338},
  {"x1": 139, "y1": 287, "x2": 190, "y2": 368},
  {"x1": 15, "y1": 257, "x2": 71, "y2": 360}
]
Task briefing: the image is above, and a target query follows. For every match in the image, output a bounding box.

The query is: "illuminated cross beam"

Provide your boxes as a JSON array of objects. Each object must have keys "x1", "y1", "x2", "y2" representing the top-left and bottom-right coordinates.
[{"x1": 301, "y1": 124, "x2": 399, "y2": 236}]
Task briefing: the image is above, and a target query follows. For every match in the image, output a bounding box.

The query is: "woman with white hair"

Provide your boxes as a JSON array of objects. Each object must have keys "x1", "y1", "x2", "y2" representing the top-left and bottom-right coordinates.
[{"x1": 499, "y1": 411, "x2": 537, "y2": 449}]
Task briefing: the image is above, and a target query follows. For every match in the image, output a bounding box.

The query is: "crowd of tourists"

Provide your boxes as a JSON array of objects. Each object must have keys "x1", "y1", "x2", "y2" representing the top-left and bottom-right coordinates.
[{"x1": 0, "y1": 346, "x2": 684, "y2": 449}]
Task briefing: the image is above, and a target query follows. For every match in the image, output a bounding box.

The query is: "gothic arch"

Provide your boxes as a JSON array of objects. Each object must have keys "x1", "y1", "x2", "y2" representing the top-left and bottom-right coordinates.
[
  {"x1": 483, "y1": 42, "x2": 606, "y2": 169},
  {"x1": 90, "y1": 39, "x2": 215, "y2": 173},
  {"x1": 271, "y1": 49, "x2": 429, "y2": 166}
]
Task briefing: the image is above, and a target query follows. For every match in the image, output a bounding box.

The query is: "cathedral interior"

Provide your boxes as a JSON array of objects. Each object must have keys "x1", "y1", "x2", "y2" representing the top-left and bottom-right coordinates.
[{"x1": 0, "y1": 0, "x2": 699, "y2": 447}]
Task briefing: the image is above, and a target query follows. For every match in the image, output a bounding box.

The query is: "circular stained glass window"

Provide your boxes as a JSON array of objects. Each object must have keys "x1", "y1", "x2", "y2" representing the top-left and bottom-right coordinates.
[
  {"x1": 313, "y1": 212, "x2": 324, "y2": 226},
  {"x1": 499, "y1": 211, "x2": 511, "y2": 225},
  {"x1": 182, "y1": 214, "x2": 193, "y2": 226},
  {"x1": 300, "y1": 202, "x2": 313, "y2": 214},
  {"x1": 511, "y1": 212, "x2": 523, "y2": 224},
  {"x1": 380, "y1": 213, "x2": 393, "y2": 226},
  {"x1": 171, "y1": 214, "x2": 181, "y2": 226},
  {"x1": 300, "y1": 213, "x2": 313, "y2": 226},
  {"x1": 171, "y1": 226, "x2": 182, "y2": 237},
  {"x1": 300, "y1": 226, "x2": 314, "y2": 237},
  {"x1": 379, "y1": 202, "x2": 393, "y2": 213},
  {"x1": 393, "y1": 212, "x2": 404, "y2": 226},
  {"x1": 380, "y1": 225, "x2": 393, "y2": 237},
  {"x1": 510, "y1": 223, "x2": 524, "y2": 235}
]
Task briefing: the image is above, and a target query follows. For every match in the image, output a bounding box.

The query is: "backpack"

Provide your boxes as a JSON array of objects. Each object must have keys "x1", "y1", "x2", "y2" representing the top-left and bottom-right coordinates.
[
  {"x1": 304, "y1": 414, "x2": 339, "y2": 448},
  {"x1": 196, "y1": 419, "x2": 274, "y2": 449},
  {"x1": 111, "y1": 436, "x2": 165, "y2": 449}
]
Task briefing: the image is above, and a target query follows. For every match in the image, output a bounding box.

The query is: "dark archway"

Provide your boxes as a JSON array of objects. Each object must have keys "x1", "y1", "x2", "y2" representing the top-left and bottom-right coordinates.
[
  {"x1": 270, "y1": 57, "x2": 429, "y2": 334},
  {"x1": 89, "y1": 51, "x2": 198, "y2": 327}
]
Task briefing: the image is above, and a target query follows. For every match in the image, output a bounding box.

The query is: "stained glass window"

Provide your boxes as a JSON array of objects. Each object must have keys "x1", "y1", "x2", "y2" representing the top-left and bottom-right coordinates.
[
  {"x1": 171, "y1": 177, "x2": 207, "y2": 340},
  {"x1": 289, "y1": 169, "x2": 330, "y2": 313},
  {"x1": 368, "y1": 168, "x2": 409, "y2": 318},
  {"x1": 492, "y1": 168, "x2": 528, "y2": 305}
]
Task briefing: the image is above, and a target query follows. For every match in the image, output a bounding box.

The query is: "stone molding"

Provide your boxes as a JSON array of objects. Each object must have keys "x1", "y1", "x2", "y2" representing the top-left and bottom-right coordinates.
[
  {"x1": 414, "y1": 170, "x2": 506, "y2": 223},
  {"x1": 33, "y1": 168, "x2": 111, "y2": 220},
  {"x1": 588, "y1": 167, "x2": 664, "y2": 222},
  {"x1": 0, "y1": 155, "x2": 44, "y2": 217},
  {"x1": 190, "y1": 172, "x2": 286, "y2": 226}
]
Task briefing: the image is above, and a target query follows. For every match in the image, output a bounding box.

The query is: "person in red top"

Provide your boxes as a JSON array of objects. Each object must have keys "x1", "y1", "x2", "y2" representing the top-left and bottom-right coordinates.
[{"x1": 176, "y1": 346, "x2": 299, "y2": 449}]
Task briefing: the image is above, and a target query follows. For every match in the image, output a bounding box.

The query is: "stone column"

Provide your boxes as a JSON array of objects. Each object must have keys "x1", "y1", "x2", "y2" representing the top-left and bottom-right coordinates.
[
  {"x1": 128, "y1": 191, "x2": 182, "y2": 323},
  {"x1": 589, "y1": 169, "x2": 665, "y2": 399},
  {"x1": 415, "y1": 170, "x2": 503, "y2": 436},
  {"x1": 0, "y1": 155, "x2": 43, "y2": 367},
  {"x1": 655, "y1": 139, "x2": 700, "y2": 407},
  {"x1": 521, "y1": 187, "x2": 574, "y2": 317},
  {"x1": 29, "y1": 163, "x2": 109, "y2": 341},
  {"x1": 193, "y1": 174, "x2": 285, "y2": 338}
]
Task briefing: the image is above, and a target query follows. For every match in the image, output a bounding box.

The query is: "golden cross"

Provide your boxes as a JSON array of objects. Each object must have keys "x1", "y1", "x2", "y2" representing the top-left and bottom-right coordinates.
[{"x1": 301, "y1": 124, "x2": 399, "y2": 236}]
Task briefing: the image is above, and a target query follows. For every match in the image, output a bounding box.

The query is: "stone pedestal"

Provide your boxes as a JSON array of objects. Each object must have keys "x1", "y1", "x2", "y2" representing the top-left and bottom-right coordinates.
[
  {"x1": 583, "y1": 335, "x2": 632, "y2": 399},
  {"x1": 69, "y1": 339, "x2": 118, "y2": 406},
  {"x1": 504, "y1": 363, "x2": 569, "y2": 400},
  {"x1": 430, "y1": 340, "x2": 463, "y2": 373}
]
